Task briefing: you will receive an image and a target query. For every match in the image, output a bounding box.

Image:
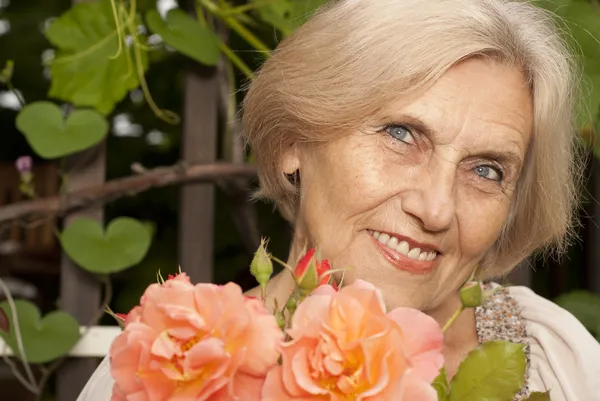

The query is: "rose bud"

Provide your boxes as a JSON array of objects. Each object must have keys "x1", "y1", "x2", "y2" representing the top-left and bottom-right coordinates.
[
  {"x1": 460, "y1": 281, "x2": 485, "y2": 308},
  {"x1": 294, "y1": 248, "x2": 335, "y2": 295},
  {"x1": 250, "y1": 238, "x2": 273, "y2": 292}
]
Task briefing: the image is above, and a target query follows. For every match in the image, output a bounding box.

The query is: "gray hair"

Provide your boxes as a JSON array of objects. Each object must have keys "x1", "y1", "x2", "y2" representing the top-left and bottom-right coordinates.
[{"x1": 242, "y1": 0, "x2": 583, "y2": 277}]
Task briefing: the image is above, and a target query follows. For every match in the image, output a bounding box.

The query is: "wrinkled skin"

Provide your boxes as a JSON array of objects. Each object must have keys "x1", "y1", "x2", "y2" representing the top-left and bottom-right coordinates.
[{"x1": 259, "y1": 57, "x2": 533, "y2": 376}]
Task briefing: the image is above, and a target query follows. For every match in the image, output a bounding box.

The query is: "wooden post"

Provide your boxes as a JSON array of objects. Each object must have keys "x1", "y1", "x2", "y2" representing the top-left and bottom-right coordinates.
[
  {"x1": 57, "y1": 0, "x2": 105, "y2": 389},
  {"x1": 56, "y1": 143, "x2": 105, "y2": 401},
  {"x1": 178, "y1": 64, "x2": 219, "y2": 283}
]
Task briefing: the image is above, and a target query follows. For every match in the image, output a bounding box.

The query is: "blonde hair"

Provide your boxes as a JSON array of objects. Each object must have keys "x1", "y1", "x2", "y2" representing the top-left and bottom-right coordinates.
[{"x1": 242, "y1": 0, "x2": 584, "y2": 276}]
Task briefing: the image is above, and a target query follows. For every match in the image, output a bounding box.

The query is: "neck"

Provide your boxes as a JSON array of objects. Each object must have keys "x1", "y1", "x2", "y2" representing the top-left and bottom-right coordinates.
[{"x1": 427, "y1": 293, "x2": 478, "y2": 350}]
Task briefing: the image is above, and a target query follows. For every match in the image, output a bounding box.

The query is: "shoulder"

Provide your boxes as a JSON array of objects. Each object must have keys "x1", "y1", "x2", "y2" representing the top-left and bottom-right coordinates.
[
  {"x1": 508, "y1": 285, "x2": 600, "y2": 401},
  {"x1": 76, "y1": 356, "x2": 114, "y2": 401}
]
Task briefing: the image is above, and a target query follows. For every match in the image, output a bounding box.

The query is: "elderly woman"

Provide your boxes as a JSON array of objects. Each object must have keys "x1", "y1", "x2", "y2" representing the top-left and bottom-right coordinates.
[{"x1": 78, "y1": 0, "x2": 600, "y2": 400}]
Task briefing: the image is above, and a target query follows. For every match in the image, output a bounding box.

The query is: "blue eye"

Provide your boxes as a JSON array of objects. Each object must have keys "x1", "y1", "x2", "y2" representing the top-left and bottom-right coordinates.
[
  {"x1": 385, "y1": 124, "x2": 415, "y2": 144},
  {"x1": 474, "y1": 165, "x2": 503, "y2": 181}
]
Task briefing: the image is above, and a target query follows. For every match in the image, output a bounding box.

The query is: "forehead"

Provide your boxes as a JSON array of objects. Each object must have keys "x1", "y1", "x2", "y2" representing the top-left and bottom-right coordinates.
[{"x1": 379, "y1": 58, "x2": 533, "y2": 150}]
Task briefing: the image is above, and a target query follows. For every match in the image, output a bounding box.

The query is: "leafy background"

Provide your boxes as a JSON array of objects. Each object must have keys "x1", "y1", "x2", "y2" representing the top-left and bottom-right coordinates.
[{"x1": 0, "y1": 0, "x2": 599, "y2": 400}]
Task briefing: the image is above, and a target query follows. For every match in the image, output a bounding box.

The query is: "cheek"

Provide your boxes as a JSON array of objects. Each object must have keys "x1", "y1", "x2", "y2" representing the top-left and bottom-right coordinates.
[
  {"x1": 298, "y1": 141, "x2": 393, "y2": 250},
  {"x1": 456, "y1": 192, "x2": 511, "y2": 257}
]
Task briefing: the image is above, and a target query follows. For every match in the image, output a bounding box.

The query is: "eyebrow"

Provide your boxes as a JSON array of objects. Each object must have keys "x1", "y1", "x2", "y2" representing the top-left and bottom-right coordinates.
[{"x1": 381, "y1": 113, "x2": 526, "y2": 169}]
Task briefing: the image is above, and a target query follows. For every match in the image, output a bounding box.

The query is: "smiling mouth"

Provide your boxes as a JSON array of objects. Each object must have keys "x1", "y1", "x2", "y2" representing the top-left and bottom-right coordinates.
[{"x1": 369, "y1": 230, "x2": 439, "y2": 261}]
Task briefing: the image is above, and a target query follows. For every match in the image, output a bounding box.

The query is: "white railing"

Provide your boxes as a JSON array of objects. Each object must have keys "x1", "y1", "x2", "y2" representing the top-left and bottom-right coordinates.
[{"x1": 0, "y1": 326, "x2": 120, "y2": 357}]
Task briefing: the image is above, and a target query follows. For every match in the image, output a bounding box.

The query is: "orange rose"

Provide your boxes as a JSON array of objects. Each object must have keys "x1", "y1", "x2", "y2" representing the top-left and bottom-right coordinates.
[
  {"x1": 262, "y1": 280, "x2": 444, "y2": 401},
  {"x1": 109, "y1": 274, "x2": 283, "y2": 401}
]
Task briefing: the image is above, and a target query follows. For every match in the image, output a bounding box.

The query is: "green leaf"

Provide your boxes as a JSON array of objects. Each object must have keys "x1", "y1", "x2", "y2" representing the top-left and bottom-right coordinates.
[
  {"x1": 252, "y1": 0, "x2": 326, "y2": 36},
  {"x1": 45, "y1": 0, "x2": 148, "y2": 114},
  {"x1": 449, "y1": 341, "x2": 526, "y2": 401},
  {"x1": 60, "y1": 217, "x2": 152, "y2": 274},
  {"x1": 16, "y1": 101, "x2": 108, "y2": 159},
  {"x1": 432, "y1": 368, "x2": 450, "y2": 401},
  {"x1": 0, "y1": 300, "x2": 80, "y2": 364},
  {"x1": 146, "y1": 9, "x2": 220, "y2": 66},
  {"x1": 523, "y1": 391, "x2": 551, "y2": 401},
  {"x1": 534, "y1": 0, "x2": 600, "y2": 129},
  {"x1": 554, "y1": 290, "x2": 600, "y2": 336}
]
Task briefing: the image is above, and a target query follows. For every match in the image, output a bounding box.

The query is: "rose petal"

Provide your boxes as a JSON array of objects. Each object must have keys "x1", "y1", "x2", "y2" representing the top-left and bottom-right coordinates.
[
  {"x1": 339, "y1": 280, "x2": 387, "y2": 315},
  {"x1": 387, "y1": 307, "x2": 444, "y2": 357},
  {"x1": 291, "y1": 347, "x2": 329, "y2": 395},
  {"x1": 239, "y1": 298, "x2": 283, "y2": 375},
  {"x1": 262, "y1": 367, "x2": 316, "y2": 401},
  {"x1": 397, "y1": 369, "x2": 439, "y2": 401}
]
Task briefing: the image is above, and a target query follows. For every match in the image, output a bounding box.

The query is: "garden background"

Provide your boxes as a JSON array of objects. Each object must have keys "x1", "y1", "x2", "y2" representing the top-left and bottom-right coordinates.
[{"x1": 0, "y1": 0, "x2": 599, "y2": 400}]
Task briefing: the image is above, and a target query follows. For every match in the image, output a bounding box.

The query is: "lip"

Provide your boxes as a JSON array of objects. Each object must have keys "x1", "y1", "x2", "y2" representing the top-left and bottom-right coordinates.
[{"x1": 367, "y1": 231, "x2": 440, "y2": 275}]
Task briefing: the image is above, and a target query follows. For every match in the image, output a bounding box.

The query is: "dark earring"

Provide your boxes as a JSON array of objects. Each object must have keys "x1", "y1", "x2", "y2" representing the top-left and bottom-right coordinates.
[{"x1": 286, "y1": 170, "x2": 300, "y2": 186}]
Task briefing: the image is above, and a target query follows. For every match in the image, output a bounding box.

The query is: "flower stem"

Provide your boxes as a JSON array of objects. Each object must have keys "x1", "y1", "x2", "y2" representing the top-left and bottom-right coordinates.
[
  {"x1": 260, "y1": 285, "x2": 267, "y2": 301},
  {"x1": 442, "y1": 306, "x2": 464, "y2": 333}
]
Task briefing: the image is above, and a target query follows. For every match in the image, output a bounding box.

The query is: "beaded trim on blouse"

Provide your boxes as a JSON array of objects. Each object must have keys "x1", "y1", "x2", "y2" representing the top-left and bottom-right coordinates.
[{"x1": 475, "y1": 283, "x2": 531, "y2": 401}]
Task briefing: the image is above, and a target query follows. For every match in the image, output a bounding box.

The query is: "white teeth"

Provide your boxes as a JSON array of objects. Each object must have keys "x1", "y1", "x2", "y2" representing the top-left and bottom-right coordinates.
[
  {"x1": 378, "y1": 233, "x2": 390, "y2": 244},
  {"x1": 371, "y1": 231, "x2": 438, "y2": 261},
  {"x1": 396, "y1": 241, "x2": 410, "y2": 256},
  {"x1": 407, "y1": 248, "x2": 421, "y2": 260}
]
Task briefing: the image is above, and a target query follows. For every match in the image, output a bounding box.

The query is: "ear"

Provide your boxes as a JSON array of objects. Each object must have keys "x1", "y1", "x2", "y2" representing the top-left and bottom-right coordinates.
[{"x1": 281, "y1": 143, "x2": 301, "y2": 175}]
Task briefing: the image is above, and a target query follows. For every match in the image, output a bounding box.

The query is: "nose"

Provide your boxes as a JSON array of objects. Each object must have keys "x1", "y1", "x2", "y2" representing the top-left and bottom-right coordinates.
[{"x1": 400, "y1": 159, "x2": 456, "y2": 232}]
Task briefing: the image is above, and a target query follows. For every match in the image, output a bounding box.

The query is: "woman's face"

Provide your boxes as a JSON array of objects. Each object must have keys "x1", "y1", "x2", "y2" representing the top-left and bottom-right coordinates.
[{"x1": 286, "y1": 58, "x2": 533, "y2": 311}]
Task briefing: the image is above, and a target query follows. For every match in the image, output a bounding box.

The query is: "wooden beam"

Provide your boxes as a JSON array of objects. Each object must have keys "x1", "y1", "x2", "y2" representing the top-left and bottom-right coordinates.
[
  {"x1": 56, "y1": 143, "x2": 105, "y2": 401},
  {"x1": 0, "y1": 162, "x2": 257, "y2": 225},
  {"x1": 179, "y1": 64, "x2": 220, "y2": 284}
]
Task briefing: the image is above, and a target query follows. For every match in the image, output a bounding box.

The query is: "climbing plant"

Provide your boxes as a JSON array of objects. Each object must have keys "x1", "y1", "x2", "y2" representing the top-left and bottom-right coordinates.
[
  {"x1": 0, "y1": 0, "x2": 599, "y2": 399},
  {"x1": 0, "y1": 0, "x2": 325, "y2": 398}
]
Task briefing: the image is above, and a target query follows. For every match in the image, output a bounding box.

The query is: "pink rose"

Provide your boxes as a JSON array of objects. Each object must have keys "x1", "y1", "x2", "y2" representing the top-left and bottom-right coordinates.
[
  {"x1": 262, "y1": 280, "x2": 444, "y2": 401},
  {"x1": 109, "y1": 274, "x2": 283, "y2": 401}
]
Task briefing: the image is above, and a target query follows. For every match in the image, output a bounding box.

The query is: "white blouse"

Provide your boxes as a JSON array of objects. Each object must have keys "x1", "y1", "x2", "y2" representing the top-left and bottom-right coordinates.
[
  {"x1": 76, "y1": 285, "x2": 600, "y2": 401},
  {"x1": 509, "y1": 286, "x2": 600, "y2": 400}
]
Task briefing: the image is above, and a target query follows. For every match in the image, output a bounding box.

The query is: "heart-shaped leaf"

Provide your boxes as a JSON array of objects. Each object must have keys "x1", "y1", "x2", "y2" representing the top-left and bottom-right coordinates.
[
  {"x1": 523, "y1": 391, "x2": 551, "y2": 401},
  {"x1": 60, "y1": 217, "x2": 152, "y2": 274},
  {"x1": 16, "y1": 101, "x2": 108, "y2": 159},
  {"x1": 45, "y1": 0, "x2": 148, "y2": 114},
  {"x1": 0, "y1": 300, "x2": 80, "y2": 364},
  {"x1": 449, "y1": 341, "x2": 526, "y2": 401},
  {"x1": 146, "y1": 9, "x2": 220, "y2": 66}
]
